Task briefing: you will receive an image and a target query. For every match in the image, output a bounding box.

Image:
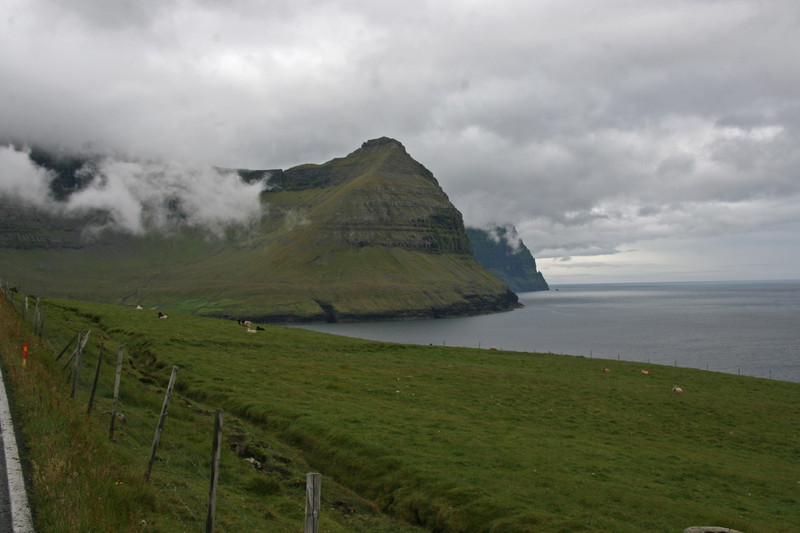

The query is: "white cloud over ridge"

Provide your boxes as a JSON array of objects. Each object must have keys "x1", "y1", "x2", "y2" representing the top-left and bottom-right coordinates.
[
  {"x1": 2, "y1": 0, "x2": 799, "y2": 281},
  {"x1": 0, "y1": 146, "x2": 266, "y2": 235}
]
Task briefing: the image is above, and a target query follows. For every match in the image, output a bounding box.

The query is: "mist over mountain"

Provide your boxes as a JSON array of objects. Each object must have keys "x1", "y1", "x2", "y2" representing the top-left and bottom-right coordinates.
[
  {"x1": 0, "y1": 143, "x2": 266, "y2": 237},
  {"x1": 0, "y1": 137, "x2": 519, "y2": 322}
]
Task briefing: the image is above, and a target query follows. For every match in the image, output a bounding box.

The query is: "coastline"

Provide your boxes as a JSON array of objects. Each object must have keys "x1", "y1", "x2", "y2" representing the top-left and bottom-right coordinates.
[{"x1": 293, "y1": 280, "x2": 800, "y2": 383}]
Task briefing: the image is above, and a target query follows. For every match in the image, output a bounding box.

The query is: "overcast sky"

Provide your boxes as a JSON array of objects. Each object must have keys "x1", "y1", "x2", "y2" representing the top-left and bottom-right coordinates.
[{"x1": 2, "y1": 0, "x2": 799, "y2": 284}]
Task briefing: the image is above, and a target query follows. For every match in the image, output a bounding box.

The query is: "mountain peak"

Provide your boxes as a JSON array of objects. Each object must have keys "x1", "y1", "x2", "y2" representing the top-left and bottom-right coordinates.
[{"x1": 348, "y1": 137, "x2": 407, "y2": 156}]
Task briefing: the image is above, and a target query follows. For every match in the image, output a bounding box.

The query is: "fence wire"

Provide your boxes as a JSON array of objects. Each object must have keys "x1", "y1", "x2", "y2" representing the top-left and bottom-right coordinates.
[{"x1": 1, "y1": 290, "x2": 281, "y2": 533}]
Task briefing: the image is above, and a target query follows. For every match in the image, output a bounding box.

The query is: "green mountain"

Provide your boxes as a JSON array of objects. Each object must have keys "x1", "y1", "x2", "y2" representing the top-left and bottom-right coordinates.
[
  {"x1": 0, "y1": 137, "x2": 518, "y2": 321},
  {"x1": 466, "y1": 225, "x2": 549, "y2": 292}
]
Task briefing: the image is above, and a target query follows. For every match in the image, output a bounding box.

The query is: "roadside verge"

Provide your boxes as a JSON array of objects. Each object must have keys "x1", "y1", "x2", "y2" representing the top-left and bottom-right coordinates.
[{"x1": 0, "y1": 361, "x2": 34, "y2": 532}]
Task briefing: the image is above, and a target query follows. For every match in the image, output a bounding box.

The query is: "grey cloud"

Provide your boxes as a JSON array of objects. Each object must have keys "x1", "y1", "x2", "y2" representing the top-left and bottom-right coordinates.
[
  {"x1": 2, "y1": 0, "x2": 800, "y2": 281},
  {"x1": 37, "y1": 0, "x2": 172, "y2": 30}
]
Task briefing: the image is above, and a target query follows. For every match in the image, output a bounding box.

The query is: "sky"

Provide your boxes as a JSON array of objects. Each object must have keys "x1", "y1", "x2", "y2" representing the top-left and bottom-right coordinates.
[{"x1": 2, "y1": 0, "x2": 799, "y2": 284}]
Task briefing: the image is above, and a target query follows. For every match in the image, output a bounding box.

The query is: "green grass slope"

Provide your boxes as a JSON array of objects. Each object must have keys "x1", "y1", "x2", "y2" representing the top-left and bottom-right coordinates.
[
  {"x1": 0, "y1": 292, "x2": 427, "y2": 532},
  {"x1": 1, "y1": 138, "x2": 516, "y2": 321},
  {"x1": 11, "y1": 296, "x2": 799, "y2": 532}
]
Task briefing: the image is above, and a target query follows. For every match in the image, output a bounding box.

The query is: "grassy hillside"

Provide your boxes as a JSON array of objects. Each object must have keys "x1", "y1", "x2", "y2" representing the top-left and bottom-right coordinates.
[
  {"x1": 0, "y1": 291, "x2": 426, "y2": 532},
  {"x1": 2, "y1": 294, "x2": 798, "y2": 532},
  {"x1": 1, "y1": 138, "x2": 516, "y2": 321},
  {"x1": 0, "y1": 233, "x2": 513, "y2": 321}
]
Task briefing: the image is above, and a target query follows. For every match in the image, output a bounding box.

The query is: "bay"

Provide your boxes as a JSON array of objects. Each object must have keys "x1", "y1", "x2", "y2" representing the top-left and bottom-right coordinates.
[{"x1": 295, "y1": 280, "x2": 800, "y2": 383}]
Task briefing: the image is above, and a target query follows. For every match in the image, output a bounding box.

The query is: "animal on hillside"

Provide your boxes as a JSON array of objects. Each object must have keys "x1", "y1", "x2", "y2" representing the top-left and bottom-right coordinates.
[
  {"x1": 489, "y1": 346, "x2": 498, "y2": 350},
  {"x1": 101, "y1": 410, "x2": 127, "y2": 424},
  {"x1": 672, "y1": 385, "x2": 683, "y2": 393},
  {"x1": 136, "y1": 305, "x2": 143, "y2": 310},
  {"x1": 238, "y1": 319, "x2": 252, "y2": 327},
  {"x1": 601, "y1": 368, "x2": 611, "y2": 373},
  {"x1": 641, "y1": 370, "x2": 650, "y2": 375},
  {"x1": 246, "y1": 327, "x2": 257, "y2": 333},
  {"x1": 158, "y1": 312, "x2": 168, "y2": 319}
]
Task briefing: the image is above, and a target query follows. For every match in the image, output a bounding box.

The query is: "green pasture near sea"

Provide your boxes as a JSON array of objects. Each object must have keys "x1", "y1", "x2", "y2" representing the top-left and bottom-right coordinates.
[{"x1": 2, "y1": 296, "x2": 798, "y2": 532}]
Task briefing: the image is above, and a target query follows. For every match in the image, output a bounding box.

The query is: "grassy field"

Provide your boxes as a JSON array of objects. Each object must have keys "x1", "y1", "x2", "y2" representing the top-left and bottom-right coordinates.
[
  {"x1": 0, "y1": 293, "x2": 425, "y2": 532},
  {"x1": 2, "y1": 294, "x2": 799, "y2": 532}
]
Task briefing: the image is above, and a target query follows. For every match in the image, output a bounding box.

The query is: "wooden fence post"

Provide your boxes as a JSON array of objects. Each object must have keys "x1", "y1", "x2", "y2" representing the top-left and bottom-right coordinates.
[
  {"x1": 145, "y1": 366, "x2": 178, "y2": 482},
  {"x1": 305, "y1": 473, "x2": 322, "y2": 533},
  {"x1": 37, "y1": 307, "x2": 45, "y2": 339},
  {"x1": 206, "y1": 409, "x2": 223, "y2": 533},
  {"x1": 70, "y1": 334, "x2": 86, "y2": 398},
  {"x1": 87, "y1": 343, "x2": 104, "y2": 415},
  {"x1": 110, "y1": 345, "x2": 124, "y2": 440},
  {"x1": 32, "y1": 297, "x2": 40, "y2": 333},
  {"x1": 64, "y1": 330, "x2": 91, "y2": 372},
  {"x1": 55, "y1": 330, "x2": 80, "y2": 362},
  {"x1": 63, "y1": 332, "x2": 81, "y2": 370}
]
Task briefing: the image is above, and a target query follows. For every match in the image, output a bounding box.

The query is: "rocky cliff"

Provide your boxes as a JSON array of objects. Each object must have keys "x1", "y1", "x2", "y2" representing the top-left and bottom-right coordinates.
[
  {"x1": 1, "y1": 138, "x2": 519, "y2": 322},
  {"x1": 466, "y1": 225, "x2": 549, "y2": 292}
]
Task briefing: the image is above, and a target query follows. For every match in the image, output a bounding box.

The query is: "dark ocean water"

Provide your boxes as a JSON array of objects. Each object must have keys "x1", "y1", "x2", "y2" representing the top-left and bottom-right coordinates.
[{"x1": 296, "y1": 280, "x2": 800, "y2": 383}]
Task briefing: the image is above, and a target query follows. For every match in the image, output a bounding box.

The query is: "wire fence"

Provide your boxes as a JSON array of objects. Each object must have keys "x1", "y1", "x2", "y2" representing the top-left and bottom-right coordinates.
[{"x1": 0, "y1": 280, "x2": 322, "y2": 533}]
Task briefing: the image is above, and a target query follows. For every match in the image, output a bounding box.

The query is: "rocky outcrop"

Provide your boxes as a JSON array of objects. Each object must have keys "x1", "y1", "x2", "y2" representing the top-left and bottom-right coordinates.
[{"x1": 467, "y1": 225, "x2": 549, "y2": 292}]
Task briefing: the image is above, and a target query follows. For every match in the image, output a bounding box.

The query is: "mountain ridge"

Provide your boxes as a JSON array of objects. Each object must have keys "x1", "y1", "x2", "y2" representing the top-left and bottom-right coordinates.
[{"x1": 1, "y1": 138, "x2": 520, "y2": 322}]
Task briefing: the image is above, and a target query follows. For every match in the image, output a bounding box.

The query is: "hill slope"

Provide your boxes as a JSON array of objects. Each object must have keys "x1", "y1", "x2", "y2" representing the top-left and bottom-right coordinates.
[{"x1": 0, "y1": 138, "x2": 518, "y2": 321}]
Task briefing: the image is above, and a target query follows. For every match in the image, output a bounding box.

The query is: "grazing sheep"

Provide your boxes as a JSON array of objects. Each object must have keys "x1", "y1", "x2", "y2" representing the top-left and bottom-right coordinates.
[
  {"x1": 672, "y1": 385, "x2": 683, "y2": 393},
  {"x1": 101, "y1": 411, "x2": 127, "y2": 424},
  {"x1": 238, "y1": 319, "x2": 252, "y2": 327},
  {"x1": 601, "y1": 368, "x2": 611, "y2": 373},
  {"x1": 489, "y1": 346, "x2": 498, "y2": 350},
  {"x1": 158, "y1": 312, "x2": 168, "y2": 319},
  {"x1": 246, "y1": 327, "x2": 257, "y2": 333},
  {"x1": 136, "y1": 305, "x2": 143, "y2": 310},
  {"x1": 641, "y1": 370, "x2": 650, "y2": 375}
]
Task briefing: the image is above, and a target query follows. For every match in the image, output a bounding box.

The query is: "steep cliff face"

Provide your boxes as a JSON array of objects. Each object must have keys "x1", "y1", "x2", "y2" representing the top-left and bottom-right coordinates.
[
  {"x1": 467, "y1": 225, "x2": 549, "y2": 292},
  {"x1": 1, "y1": 138, "x2": 518, "y2": 321}
]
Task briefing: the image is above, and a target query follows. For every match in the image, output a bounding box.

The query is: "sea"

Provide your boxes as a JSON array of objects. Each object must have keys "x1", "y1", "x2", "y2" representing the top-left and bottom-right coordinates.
[{"x1": 295, "y1": 280, "x2": 800, "y2": 383}]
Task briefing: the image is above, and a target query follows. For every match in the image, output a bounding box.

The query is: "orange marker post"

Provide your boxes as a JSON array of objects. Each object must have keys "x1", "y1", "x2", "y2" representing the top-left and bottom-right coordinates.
[{"x1": 23, "y1": 343, "x2": 28, "y2": 368}]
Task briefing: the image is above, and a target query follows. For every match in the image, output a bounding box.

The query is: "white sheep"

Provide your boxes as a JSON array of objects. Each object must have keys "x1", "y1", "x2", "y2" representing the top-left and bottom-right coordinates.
[{"x1": 672, "y1": 385, "x2": 683, "y2": 393}]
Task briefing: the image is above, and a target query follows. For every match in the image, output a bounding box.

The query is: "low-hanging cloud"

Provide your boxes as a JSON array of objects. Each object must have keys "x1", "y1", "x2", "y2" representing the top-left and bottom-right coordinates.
[
  {"x1": 0, "y1": 145, "x2": 267, "y2": 236},
  {"x1": 475, "y1": 222, "x2": 524, "y2": 254}
]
